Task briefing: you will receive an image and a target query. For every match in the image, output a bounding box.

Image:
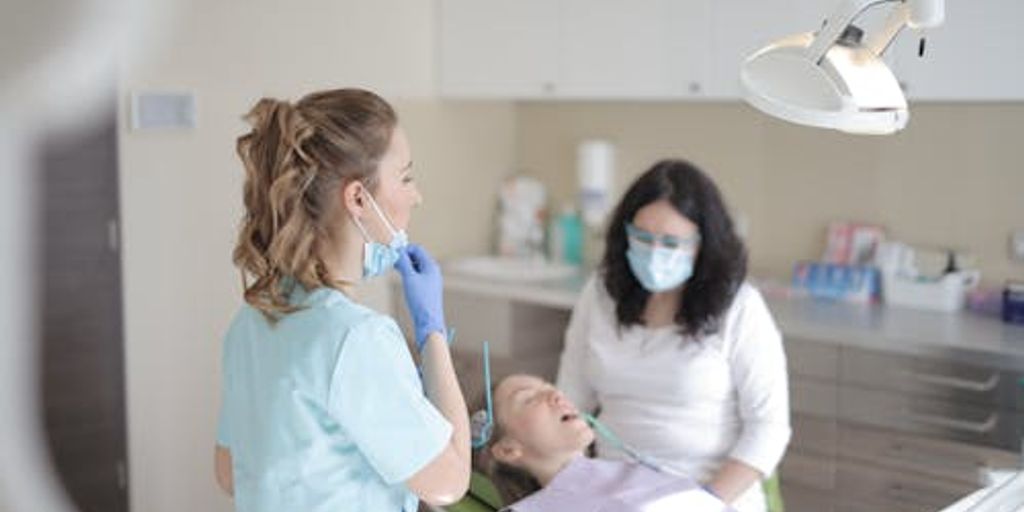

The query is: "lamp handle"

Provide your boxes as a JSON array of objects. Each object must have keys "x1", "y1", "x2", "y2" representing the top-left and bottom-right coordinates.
[{"x1": 807, "y1": 0, "x2": 902, "y2": 63}]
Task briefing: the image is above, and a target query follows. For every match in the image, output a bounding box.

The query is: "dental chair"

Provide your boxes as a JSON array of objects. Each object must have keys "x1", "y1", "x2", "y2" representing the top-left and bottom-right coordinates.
[{"x1": 446, "y1": 471, "x2": 786, "y2": 512}]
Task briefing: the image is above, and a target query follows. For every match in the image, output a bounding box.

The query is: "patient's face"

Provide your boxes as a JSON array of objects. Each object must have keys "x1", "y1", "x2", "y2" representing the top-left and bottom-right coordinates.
[{"x1": 493, "y1": 375, "x2": 594, "y2": 459}]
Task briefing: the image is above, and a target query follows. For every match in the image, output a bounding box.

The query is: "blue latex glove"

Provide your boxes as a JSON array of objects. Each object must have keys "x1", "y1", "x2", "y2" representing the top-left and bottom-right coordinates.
[{"x1": 394, "y1": 244, "x2": 447, "y2": 352}]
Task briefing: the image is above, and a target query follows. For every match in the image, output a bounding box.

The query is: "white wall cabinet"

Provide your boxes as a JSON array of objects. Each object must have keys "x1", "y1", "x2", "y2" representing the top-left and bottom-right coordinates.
[
  {"x1": 439, "y1": 0, "x2": 711, "y2": 99},
  {"x1": 558, "y1": 0, "x2": 703, "y2": 98},
  {"x1": 438, "y1": 0, "x2": 559, "y2": 98},
  {"x1": 704, "y1": 0, "x2": 824, "y2": 99},
  {"x1": 439, "y1": 0, "x2": 1024, "y2": 101},
  {"x1": 890, "y1": 0, "x2": 1024, "y2": 101}
]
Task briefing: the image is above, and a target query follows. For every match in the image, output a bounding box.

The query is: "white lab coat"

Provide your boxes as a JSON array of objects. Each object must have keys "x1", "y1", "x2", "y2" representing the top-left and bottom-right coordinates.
[{"x1": 556, "y1": 276, "x2": 791, "y2": 512}]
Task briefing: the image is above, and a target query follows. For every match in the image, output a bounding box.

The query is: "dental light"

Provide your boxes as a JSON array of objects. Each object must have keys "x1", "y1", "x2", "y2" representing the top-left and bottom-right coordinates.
[{"x1": 741, "y1": 0, "x2": 944, "y2": 135}]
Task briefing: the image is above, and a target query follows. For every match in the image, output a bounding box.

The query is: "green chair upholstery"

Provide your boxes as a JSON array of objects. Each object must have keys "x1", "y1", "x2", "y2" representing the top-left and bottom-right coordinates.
[
  {"x1": 764, "y1": 472, "x2": 785, "y2": 512},
  {"x1": 445, "y1": 472, "x2": 504, "y2": 512}
]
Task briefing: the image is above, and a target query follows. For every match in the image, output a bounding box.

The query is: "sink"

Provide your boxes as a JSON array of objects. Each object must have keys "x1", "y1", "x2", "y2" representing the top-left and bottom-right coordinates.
[{"x1": 445, "y1": 256, "x2": 579, "y2": 282}]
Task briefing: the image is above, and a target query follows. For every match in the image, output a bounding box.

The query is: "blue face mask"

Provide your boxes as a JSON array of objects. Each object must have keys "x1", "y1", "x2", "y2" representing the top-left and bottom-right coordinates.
[
  {"x1": 625, "y1": 223, "x2": 697, "y2": 293},
  {"x1": 352, "y1": 191, "x2": 408, "y2": 279}
]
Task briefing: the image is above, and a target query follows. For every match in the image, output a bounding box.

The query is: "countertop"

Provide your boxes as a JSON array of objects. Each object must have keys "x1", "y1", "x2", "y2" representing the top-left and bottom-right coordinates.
[
  {"x1": 940, "y1": 470, "x2": 1024, "y2": 511},
  {"x1": 442, "y1": 270, "x2": 1024, "y2": 370}
]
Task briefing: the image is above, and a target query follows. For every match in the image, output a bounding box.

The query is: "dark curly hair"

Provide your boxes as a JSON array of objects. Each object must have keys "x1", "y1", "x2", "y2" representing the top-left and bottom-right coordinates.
[{"x1": 601, "y1": 159, "x2": 747, "y2": 338}]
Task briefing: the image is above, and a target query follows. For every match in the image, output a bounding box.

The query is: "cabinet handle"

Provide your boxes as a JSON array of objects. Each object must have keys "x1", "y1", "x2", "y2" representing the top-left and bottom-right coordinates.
[
  {"x1": 904, "y1": 409, "x2": 999, "y2": 434},
  {"x1": 905, "y1": 370, "x2": 1000, "y2": 392},
  {"x1": 883, "y1": 482, "x2": 954, "y2": 508},
  {"x1": 883, "y1": 442, "x2": 973, "y2": 473}
]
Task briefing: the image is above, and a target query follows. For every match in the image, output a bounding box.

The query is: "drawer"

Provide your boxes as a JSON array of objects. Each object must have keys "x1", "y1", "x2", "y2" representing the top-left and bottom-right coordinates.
[
  {"x1": 836, "y1": 459, "x2": 978, "y2": 512},
  {"x1": 791, "y1": 414, "x2": 838, "y2": 456},
  {"x1": 837, "y1": 423, "x2": 1021, "y2": 486},
  {"x1": 780, "y1": 483, "x2": 835, "y2": 512},
  {"x1": 779, "y1": 451, "x2": 836, "y2": 491},
  {"x1": 791, "y1": 376, "x2": 839, "y2": 418},
  {"x1": 785, "y1": 337, "x2": 840, "y2": 380},
  {"x1": 839, "y1": 387, "x2": 1024, "y2": 451},
  {"x1": 841, "y1": 347, "x2": 1024, "y2": 411}
]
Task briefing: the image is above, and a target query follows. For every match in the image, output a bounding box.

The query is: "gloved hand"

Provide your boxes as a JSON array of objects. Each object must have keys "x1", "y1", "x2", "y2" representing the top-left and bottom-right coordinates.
[{"x1": 394, "y1": 244, "x2": 447, "y2": 352}]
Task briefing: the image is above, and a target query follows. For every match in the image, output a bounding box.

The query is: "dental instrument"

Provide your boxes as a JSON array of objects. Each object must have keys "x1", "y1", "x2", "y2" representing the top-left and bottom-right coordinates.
[{"x1": 471, "y1": 341, "x2": 493, "y2": 449}]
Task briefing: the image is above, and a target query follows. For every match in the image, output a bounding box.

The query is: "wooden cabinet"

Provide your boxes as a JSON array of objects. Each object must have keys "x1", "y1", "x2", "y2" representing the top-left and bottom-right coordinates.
[
  {"x1": 836, "y1": 459, "x2": 977, "y2": 512},
  {"x1": 782, "y1": 339, "x2": 1022, "y2": 512}
]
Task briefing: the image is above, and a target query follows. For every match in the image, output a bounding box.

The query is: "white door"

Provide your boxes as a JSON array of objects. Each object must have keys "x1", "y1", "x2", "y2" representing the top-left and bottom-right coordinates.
[{"x1": 439, "y1": 0, "x2": 559, "y2": 98}]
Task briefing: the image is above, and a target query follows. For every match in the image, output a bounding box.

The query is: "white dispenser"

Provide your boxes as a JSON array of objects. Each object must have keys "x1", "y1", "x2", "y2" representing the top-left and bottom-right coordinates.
[{"x1": 577, "y1": 139, "x2": 615, "y2": 229}]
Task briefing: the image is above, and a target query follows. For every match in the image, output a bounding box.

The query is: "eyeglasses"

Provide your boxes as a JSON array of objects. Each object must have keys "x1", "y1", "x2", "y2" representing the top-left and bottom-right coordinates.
[{"x1": 625, "y1": 222, "x2": 700, "y2": 251}]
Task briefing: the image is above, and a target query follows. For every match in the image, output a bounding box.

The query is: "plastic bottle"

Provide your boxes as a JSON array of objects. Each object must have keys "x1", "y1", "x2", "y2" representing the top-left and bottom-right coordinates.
[{"x1": 549, "y1": 205, "x2": 583, "y2": 266}]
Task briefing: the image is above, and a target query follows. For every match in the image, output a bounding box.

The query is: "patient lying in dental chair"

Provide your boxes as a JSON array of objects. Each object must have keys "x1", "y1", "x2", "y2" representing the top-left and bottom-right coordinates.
[{"x1": 474, "y1": 374, "x2": 734, "y2": 512}]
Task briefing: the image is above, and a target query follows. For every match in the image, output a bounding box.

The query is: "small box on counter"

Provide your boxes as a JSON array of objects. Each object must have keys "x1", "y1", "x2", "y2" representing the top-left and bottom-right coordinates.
[
  {"x1": 883, "y1": 269, "x2": 980, "y2": 313},
  {"x1": 1004, "y1": 281, "x2": 1024, "y2": 325},
  {"x1": 792, "y1": 261, "x2": 881, "y2": 303}
]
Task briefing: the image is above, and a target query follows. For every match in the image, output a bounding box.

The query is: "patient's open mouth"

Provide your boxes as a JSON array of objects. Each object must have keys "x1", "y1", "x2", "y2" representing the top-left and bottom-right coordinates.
[{"x1": 560, "y1": 413, "x2": 578, "y2": 423}]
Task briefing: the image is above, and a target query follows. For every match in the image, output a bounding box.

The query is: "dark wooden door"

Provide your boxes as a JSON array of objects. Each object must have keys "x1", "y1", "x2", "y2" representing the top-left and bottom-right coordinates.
[{"x1": 37, "y1": 100, "x2": 129, "y2": 512}]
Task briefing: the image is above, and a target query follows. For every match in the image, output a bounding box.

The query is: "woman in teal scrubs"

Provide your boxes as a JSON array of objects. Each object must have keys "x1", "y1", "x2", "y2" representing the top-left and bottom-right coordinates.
[{"x1": 213, "y1": 88, "x2": 470, "y2": 511}]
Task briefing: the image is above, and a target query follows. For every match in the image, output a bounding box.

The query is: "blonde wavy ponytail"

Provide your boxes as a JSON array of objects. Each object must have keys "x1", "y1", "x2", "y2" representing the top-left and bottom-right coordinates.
[{"x1": 232, "y1": 89, "x2": 397, "y2": 321}]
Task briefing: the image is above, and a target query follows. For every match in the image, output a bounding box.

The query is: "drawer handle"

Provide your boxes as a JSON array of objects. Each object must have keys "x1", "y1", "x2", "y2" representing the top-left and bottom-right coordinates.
[
  {"x1": 884, "y1": 483, "x2": 954, "y2": 508},
  {"x1": 904, "y1": 409, "x2": 999, "y2": 434},
  {"x1": 884, "y1": 443, "x2": 973, "y2": 472},
  {"x1": 906, "y1": 370, "x2": 1000, "y2": 392}
]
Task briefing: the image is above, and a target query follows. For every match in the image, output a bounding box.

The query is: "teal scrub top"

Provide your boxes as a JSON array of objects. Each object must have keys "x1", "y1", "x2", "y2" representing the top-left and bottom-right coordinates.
[{"x1": 216, "y1": 284, "x2": 452, "y2": 512}]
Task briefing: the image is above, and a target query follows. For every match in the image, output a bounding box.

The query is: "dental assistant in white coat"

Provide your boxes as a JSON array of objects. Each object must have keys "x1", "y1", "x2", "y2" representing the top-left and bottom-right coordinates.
[
  {"x1": 214, "y1": 89, "x2": 470, "y2": 512},
  {"x1": 556, "y1": 159, "x2": 791, "y2": 512}
]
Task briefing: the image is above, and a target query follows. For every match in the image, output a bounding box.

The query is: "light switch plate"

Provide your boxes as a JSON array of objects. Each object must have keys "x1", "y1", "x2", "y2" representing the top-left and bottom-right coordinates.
[
  {"x1": 1011, "y1": 229, "x2": 1024, "y2": 261},
  {"x1": 131, "y1": 92, "x2": 196, "y2": 130}
]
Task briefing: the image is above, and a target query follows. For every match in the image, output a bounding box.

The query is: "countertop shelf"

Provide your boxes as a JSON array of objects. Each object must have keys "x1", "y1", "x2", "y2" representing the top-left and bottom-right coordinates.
[{"x1": 440, "y1": 270, "x2": 1024, "y2": 370}]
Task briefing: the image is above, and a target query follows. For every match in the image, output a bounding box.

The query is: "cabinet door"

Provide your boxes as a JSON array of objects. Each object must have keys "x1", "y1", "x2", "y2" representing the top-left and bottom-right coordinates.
[
  {"x1": 38, "y1": 99, "x2": 128, "y2": 512},
  {"x1": 706, "y1": 0, "x2": 825, "y2": 99},
  {"x1": 836, "y1": 458, "x2": 977, "y2": 512},
  {"x1": 837, "y1": 423, "x2": 1021, "y2": 486},
  {"x1": 891, "y1": 0, "x2": 1024, "y2": 100},
  {"x1": 558, "y1": 0, "x2": 710, "y2": 99},
  {"x1": 439, "y1": 0, "x2": 559, "y2": 97},
  {"x1": 838, "y1": 386, "x2": 1024, "y2": 451}
]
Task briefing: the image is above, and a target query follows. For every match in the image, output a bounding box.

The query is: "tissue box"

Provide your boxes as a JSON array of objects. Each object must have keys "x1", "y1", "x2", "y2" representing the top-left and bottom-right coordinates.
[
  {"x1": 883, "y1": 270, "x2": 980, "y2": 312},
  {"x1": 792, "y1": 262, "x2": 880, "y2": 303}
]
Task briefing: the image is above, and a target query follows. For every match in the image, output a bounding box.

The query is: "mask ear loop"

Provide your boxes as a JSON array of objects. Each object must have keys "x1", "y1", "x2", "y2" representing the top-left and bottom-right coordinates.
[
  {"x1": 362, "y1": 189, "x2": 400, "y2": 238},
  {"x1": 471, "y1": 341, "x2": 493, "y2": 449},
  {"x1": 350, "y1": 214, "x2": 372, "y2": 243}
]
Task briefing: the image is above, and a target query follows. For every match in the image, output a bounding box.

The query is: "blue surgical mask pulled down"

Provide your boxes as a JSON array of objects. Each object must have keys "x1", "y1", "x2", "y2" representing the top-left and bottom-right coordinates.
[
  {"x1": 351, "y1": 191, "x2": 408, "y2": 278},
  {"x1": 626, "y1": 234, "x2": 695, "y2": 293}
]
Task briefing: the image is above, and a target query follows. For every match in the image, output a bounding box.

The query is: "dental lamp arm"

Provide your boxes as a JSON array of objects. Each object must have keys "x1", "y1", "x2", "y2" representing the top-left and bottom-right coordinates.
[
  {"x1": 807, "y1": 0, "x2": 945, "y2": 63},
  {"x1": 807, "y1": 0, "x2": 894, "y2": 63}
]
